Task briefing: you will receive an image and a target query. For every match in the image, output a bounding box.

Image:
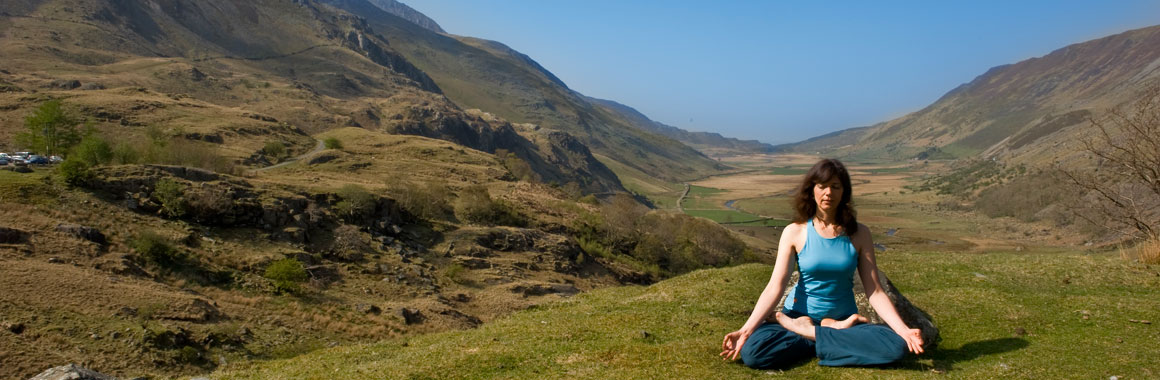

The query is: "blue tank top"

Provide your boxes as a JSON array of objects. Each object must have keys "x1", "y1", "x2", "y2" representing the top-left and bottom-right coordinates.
[{"x1": 784, "y1": 219, "x2": 859, "y2": 320}]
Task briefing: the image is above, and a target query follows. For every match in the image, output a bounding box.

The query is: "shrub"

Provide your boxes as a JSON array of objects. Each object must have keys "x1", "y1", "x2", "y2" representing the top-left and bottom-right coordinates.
[
  {"x1": 495, "y1": 149, "x2": 538, "y2": 182},
  {"x1": 323, "y1": 137, "x2": 343, "y2": 150},
  {"x1": 388, "y1": 180, "x2": 453, "y2": 221},
  {"x1": 153, "y1": 178, "x2": 188, "y2": 218},
  {"x1": 265, "y1": 258, "x2": 309, "y2": 295},
  {"x1": 263, "y1": 141, "x2": 288, "y2": 161},
  {"x1": 57, "y1": 158, "x2": 92, "y2": 187},
  {"x1": 72, "y1": 134, "x2": 113, "y2": 166},
  {"x1": 455, "y1": 185, "x2": 527, "y2": 226},
  {"x1": 133, "y1": 232, "x2": 184, "y2": 269},
  {"x1": 330, "y1": 224, "x2": 369, "y2": 261},
  {"x1": 111, "y1": 143, "x2": 140, "y2": 164},
  {"x1": 334, "y1": 184, "x2": 377, "y2": 223}
]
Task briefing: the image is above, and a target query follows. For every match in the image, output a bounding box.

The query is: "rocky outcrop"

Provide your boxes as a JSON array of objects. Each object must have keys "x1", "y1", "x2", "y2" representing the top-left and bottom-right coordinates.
[
  {"x1": 88, "y1": 165, "x2": 409, "y2": 245},
  {"x1": 29, "y1": 364, "x2": 118, "y2": 380},
  {"x1": 55, "y1": 224, "x2": 107, "y2": 247},
  {"x1": 775, "y1": 270, "x2": 940, "y2": 350}
]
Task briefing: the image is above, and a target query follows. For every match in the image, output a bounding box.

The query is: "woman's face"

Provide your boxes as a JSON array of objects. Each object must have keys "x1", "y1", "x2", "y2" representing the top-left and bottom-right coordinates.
[{"x1": 813, "y1": 177, "x2": 844, "y2": 213}]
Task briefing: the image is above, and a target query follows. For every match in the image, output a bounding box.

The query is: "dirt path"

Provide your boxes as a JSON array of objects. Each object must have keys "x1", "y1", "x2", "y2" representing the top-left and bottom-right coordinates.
[
  {"x1": 250, "y1": 140, "x2": 324, "y2": 174},
  {"x1": 675, "y1": 183, "x2": 690, "y2": 212}
]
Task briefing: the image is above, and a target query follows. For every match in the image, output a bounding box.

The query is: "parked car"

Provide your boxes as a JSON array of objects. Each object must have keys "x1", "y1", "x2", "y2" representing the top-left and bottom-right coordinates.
[
  {"x1": 49, "y1": 155, "x2": 64, "y2": 164},
  {"x1": 26, "y1": 155, "x2": 49, "y2": 165},
  {"x1": 0, "y1": 157, "x2": 8, "y2": 166},
  {"x1": 13, "y1": 152, "x2": 31, "y2": 159}
]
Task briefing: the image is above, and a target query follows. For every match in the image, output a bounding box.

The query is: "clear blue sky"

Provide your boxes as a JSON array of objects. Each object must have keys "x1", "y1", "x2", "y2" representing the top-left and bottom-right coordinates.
[{"x1": 405, "y1": 1, "x2": 1160, "y2": 144}]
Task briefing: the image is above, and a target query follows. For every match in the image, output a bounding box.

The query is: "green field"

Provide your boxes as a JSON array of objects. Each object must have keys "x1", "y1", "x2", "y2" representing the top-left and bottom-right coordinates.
[
  {"x1": 214, "y1": 249, "x2": 1160, "y2": 379},
  {"x1": 768, "y1": 166, "x2": 809, "y2": 175},
  {"x1": 681, "y1": 185, "x2": 728, "y2": 210}
]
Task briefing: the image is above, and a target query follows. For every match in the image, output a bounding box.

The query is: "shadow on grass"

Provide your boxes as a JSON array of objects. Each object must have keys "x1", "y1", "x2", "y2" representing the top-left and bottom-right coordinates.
[{"x1": 897, "y1": 337, "x2": 1030, "y2": 373}]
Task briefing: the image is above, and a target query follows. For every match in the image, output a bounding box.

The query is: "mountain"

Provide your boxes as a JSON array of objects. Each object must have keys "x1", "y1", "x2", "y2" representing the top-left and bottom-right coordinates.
[
  {"x1": 779, "y1": 25, "x2": 1160, "y2": 164},
  {"x1": 0, "y1": 0, "x2": 624, "y2": 193},
  {"x1": 588, "y1": 97, "x2": 778, "y2": 155},
  {"x1": 319, "y1": 0, "x2": 729, "y2": 185},
  {"x1": 365, "y1": 0, "x2": 445, "y2": 34}
]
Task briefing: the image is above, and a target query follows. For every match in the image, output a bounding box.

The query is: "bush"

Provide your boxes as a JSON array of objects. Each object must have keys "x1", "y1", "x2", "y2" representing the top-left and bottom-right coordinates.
[
  {"x1": 111, "y1": 142, "x2": 140, "y2": 164},
  {"x1": 388, "y1": 180, "x2": 453, "y2": 221},
  {"x1": 455, "y1": 185, "x2": 527, "y2": 226},
  {"x1": 330, "y1": 224, "x2": 369, "y2": 261},
  {"x1": 72, "y1": 134, "x2": 113, "y2": 166},
  {"x1": 57, "y1": 158, "x2": 92, "y2": 187},
  {"x1": 323, "y1": 137, "x2": 343, "y2": 150},
  {"x1": 153, "y1": 178, "x2": 188, "y2": 218},
  {"x1": 495, "y1": 149, "x2": 538, "y2": 182},
  {"x1": 265, "y1": 258, "x2": 309, "y2": 295},
  {"x1": 334, "y1": 184, "x2": 377, "y2": 223},
  {"x1": 133, "y1": 232, "x2": 184, "y2": 269},
  {"x1": 263, "y1": 141, "x2": 288, "y2": 162}
]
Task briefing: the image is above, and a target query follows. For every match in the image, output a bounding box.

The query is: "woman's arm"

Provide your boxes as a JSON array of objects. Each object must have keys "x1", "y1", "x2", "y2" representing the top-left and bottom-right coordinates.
[
  {"x1": 721, "y1": 224, "x2": 800, "y2": 361},
  {"x1": 853, "y1": 223, "x2": 924, "y2": 354}
]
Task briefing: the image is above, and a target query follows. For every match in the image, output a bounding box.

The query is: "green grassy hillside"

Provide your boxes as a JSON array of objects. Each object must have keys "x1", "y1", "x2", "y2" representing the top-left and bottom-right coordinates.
[{"x1": 214, "y1": 249, "x2": 1160, "y2": 379}]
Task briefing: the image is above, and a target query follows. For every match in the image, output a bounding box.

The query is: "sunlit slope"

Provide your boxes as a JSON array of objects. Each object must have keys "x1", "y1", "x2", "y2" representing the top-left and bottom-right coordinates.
[
  {"x1": 215, "y1": 250, "x2": 1160, "y2": 379},
  {"x1": 781, "y1": 25, "x2": 1160, "y2": 166}
]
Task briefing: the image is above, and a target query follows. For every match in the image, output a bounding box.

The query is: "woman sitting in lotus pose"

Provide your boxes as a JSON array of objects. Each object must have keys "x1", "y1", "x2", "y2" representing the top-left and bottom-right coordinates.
[{"x1": 720, "y1": 158, "x2": 924, "y2": 369}]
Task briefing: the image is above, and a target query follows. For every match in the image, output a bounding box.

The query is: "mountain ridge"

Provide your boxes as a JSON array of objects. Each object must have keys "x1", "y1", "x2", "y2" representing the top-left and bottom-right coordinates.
[{"x1": 779, "y1": 24, "x2": 1160, "y2": 165}]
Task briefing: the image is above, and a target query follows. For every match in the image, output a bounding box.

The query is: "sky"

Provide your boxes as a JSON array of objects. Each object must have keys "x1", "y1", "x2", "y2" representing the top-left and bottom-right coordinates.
[{"x1": 405, "y1": 1, "x2": 1160, "y2": 144}]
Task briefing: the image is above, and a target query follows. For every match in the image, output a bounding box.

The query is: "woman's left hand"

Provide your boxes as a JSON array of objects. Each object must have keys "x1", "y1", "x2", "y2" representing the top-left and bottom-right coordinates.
[{"x1": 899, "y1": 328, "x2": 924, "y2": 354}]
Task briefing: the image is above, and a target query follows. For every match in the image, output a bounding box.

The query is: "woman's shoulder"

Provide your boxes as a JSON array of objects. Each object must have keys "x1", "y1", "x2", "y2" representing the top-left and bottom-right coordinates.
[{"x1": 785, "y1": 221, "x2": 807, "y2": 233}]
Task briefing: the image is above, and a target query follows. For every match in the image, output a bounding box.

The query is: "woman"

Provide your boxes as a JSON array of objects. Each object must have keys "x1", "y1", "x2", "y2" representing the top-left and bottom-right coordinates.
[{"x1": 719, "y1": 158, "x2": 923, "y2": 369}]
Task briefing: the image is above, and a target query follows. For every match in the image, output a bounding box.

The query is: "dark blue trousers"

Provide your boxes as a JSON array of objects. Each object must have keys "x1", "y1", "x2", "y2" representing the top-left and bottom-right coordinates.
[{"x1": 739, "y1": 311, "x2": 908, "y2": 369}]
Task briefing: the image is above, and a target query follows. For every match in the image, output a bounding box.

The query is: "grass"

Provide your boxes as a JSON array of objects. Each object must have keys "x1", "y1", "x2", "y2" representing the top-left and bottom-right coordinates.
[
  {"x1": 0, "y1": 169, "x2": 58, "y2": 205},
  {"x1": 214, "y1": 249, "x2": 1160, "y2": 379},
  {"x1": 680, "y1": 185, "x2": 729, "y2": 210}
]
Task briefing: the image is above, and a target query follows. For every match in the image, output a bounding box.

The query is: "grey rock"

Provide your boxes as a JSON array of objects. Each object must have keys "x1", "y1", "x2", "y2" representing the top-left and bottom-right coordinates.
[
  {"x1": 354, "y1": 303, "x2": 381, "y2": 314},
  {"x1": 56, "y1": 224, "x2": 107, "y2": 246},
  {"x1": 29, "y1": 363, "x2": 118, "y2": 380}
]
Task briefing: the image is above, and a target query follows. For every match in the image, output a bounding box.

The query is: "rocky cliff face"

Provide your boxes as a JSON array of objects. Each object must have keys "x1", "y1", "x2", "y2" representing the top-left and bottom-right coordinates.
[{"x1": 365, "y1": 0, "x2": 446, "y2": 34}]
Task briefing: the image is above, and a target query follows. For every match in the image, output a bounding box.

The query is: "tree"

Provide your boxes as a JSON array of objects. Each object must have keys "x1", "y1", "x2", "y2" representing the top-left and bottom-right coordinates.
[
  {"x1": 16, "y1": 99, "x2": 80, "y2": 155},
  {"x1": 1060, "y1": 85, "x2": 1160, "y2": 239}
]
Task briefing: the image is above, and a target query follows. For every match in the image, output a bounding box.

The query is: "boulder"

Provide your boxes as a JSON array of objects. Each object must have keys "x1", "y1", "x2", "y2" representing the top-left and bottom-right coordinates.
[
  {"x1": 55, "y1": 224, "x2": 107, "y2": 246},
  {"x1": 774, "y1": 270, "x2": 940, "y2": 350},
  {"x1": 0, "y1": 226, "x2": 29, "y2": 244},
  {"x1": 400, "y1": 308, "x2": 424, "y2": 325},
  {"x1": 29, "y1": 364, "x2": 118, "y2": 380}
]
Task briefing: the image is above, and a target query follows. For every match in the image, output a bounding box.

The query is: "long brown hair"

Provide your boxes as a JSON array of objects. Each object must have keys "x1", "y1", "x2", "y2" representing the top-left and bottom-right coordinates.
[{"x1": 792, "y1": 158, "x2": 858, "y2": 236}]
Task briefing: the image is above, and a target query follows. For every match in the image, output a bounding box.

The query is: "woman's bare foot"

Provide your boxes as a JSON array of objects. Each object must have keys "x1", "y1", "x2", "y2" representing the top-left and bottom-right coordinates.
[
  {"x1": 820, "y1": 314, "x2": 869, "y2": 329},
  {"x1": 775, "y1": 312, "x2": 816, "y2": 341}
]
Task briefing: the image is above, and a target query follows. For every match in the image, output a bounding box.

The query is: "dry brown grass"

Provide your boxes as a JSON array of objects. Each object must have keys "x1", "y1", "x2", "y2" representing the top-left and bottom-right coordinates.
[{"x1": 1123, "y1": 238, "x2": 1160, "y2": 264}]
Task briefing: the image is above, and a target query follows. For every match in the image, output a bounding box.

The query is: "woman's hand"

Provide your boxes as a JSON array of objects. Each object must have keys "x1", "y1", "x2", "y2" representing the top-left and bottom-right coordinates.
[
  {"x1": 720, "y1": 330, "x2": 751, "y2": 361},
  {"x1": 898, "y1": 328, "x2": 924, "y2": 354}
]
